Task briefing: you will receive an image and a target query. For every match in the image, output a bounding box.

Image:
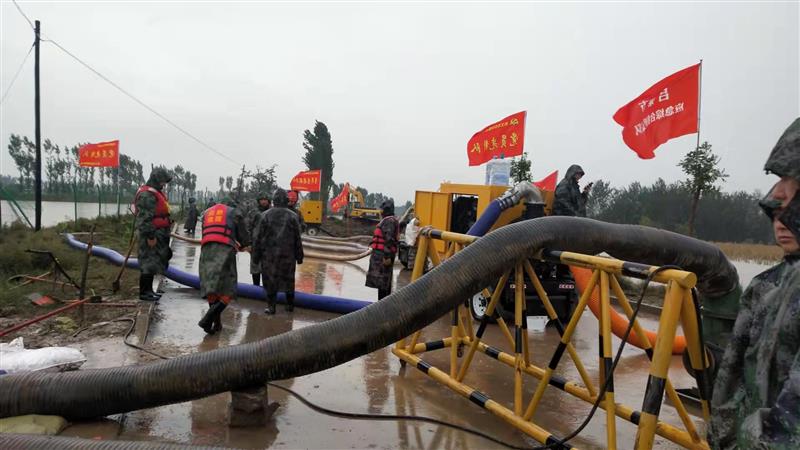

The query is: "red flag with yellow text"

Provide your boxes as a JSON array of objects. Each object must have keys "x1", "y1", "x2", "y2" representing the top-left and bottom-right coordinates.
[
  {"x1": 290, "y1": 169, "x2": 321, "y2": 192},
  {"x1": 78, "y1": 140, "x2": 120, "y2": 167},
  {"x1": 467, "y1": 111, "x2": 526, "y2": 166},
  {"x1": 330, "y1": 183, "x2": 350, "y2": 213},
  {"x1": 533, "y1": 170, "x2": 558, "y2": 192},
  {"x1": 613, "y1": 64, "x2": 700, "y2": 159}
]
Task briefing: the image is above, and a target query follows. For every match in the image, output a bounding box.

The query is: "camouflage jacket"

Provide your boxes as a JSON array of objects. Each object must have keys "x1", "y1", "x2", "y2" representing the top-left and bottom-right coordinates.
[{"x1": 709, "y1": 256, "x2": 800, "y2": 449}]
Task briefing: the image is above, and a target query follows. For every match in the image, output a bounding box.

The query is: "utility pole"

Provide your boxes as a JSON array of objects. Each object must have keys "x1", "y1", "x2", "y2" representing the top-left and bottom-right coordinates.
[{"x1": 34, "y1": 20, "x2": 42, "y2": 230}]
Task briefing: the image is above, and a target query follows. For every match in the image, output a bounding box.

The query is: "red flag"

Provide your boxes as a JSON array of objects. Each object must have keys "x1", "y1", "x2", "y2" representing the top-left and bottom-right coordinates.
[
  {"x1": 613, "y1": 64, "x2": 700, "y2": 159},
  {"x1": 78, "y1": 140, "x2": 120, "y2": 167},
  {"x1": 533, "y1": 170, "x2": 558, "y2": 192},
  {"x1": 330, "y1": 183, "x2": 350, "y2": 213},
  {"x1": 290, "y1": 169, "x2": 321, "y2": 192},
  {"x1": 467, "y1": 111, "x2": 526, "y2": 166}
]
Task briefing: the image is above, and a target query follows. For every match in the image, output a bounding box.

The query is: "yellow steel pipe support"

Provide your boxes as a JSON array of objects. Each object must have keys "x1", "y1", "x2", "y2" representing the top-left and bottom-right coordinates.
[
  {"x1": 523, "y1": 269, "x2": 601, "y2": 421},
  {"x1": 419, "y1": 228, "x2": 478, "y2": 246},
  {"x1": 680, "y1": 288, "x2": 711, "y2": 422},
  {"x1": 600, "y1": 271, "x2": 618, "y2": 450},
  {"x1": 405, "y1": 337, "x2": 457, "y2": 354},
  {"x1": 609, "y1": 275, "x2": 702, "y2": 444},
  {"x1": 524, "y1": 261, "x2": 596, "y2": 397},
  {"x1": 553, "y1": 251, "x2": 697, "y2": 289},
  {"x1": 392, "y1": 349, "x2": 579, "y2": 450},
  {"x1": 468, "y1": 340, "x2": 709, "y2": 450},
  {"x1": 635, "y1": 281, "x2": 685, "y2": 450},
  {"x1": 398, "y1": 235, "x2": 431, "y2": 351},
  {"x1": 456, "y1": 270, "x2": 511, "y2": 382},
  {"x1": 514, "y1": 261, "x2": 525, "y2": 416}
]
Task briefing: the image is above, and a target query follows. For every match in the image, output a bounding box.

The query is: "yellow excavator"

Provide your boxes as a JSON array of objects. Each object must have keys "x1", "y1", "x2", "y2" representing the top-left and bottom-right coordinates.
[{"x1": 348, "y1": 187, "x2": 383, "y2": 220}]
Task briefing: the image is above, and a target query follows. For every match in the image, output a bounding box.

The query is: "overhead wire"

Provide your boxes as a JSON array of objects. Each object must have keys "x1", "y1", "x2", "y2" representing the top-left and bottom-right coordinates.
[
  {"x1": 0, "y1": 41, "x2": 35, "y2": 105},
  {"x1": 9, "y1": 0, "x2": 241, "y2": 166}
]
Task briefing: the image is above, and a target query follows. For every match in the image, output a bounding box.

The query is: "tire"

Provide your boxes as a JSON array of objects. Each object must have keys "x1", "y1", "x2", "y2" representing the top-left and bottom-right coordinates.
[
  {"x1": 307, "y1": 227, "x2": 319, "y2": 236},
  {"x1": 470, "y1": 289, "x2": 491, "y2": 321}
]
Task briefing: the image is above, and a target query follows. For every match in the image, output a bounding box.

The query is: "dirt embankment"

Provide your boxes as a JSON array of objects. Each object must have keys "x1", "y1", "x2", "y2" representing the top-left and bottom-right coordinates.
[{"x1": 0, "y1": 216, "x2": 141, "y2": 347}]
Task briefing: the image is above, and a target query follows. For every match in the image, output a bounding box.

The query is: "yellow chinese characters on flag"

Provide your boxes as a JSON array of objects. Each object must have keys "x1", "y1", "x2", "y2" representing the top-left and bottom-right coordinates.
[
  {"x1": 467, "y1": 111, "x2": 526, "y2": 166},
  {"x1": 290, "y1": 169, "x2": 322, "y2": 192},
  {"x1": 78, "y1": 140, "x2": 120, "y2": 167}
]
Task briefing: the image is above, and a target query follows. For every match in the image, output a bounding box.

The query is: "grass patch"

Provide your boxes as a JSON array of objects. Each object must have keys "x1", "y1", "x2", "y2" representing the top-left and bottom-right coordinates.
[
  {"x1": 0, "y1": 215, "x2": 140, "y2": 317},
  {"x1": 712, "y1": 241, "x2": 783, "y2": 264}
]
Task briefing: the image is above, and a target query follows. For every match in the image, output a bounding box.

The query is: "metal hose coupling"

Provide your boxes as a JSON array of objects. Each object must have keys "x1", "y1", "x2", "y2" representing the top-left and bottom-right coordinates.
[{"x1": 496, "y1": 182, "x2": 544, "y2": 210}]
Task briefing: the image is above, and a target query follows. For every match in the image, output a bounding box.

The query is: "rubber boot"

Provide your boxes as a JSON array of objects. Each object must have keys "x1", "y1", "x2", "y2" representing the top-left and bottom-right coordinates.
[
  {"x1": 251, "y1": 273, "x2": 261, "y2": 286},
  {"x1": 198, "y1": 302, "x2": 220, "y2": 334},
  {"x1": 139, "y1": 274, "x2": 159, "y2": 301},
  {"x1": 285, "y1": 292, "x2": 294, "y2": 312},
  {"x1": 212, "y1": 303, "x2": 227, "y2": 332},
  {"x1": 264, "y1": 296, "x2": 277, "y2": 315}
]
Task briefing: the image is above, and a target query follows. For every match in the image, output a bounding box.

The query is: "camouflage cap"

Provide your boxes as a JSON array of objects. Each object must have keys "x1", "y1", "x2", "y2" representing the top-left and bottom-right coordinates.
[
  {"x1": 764, "y1": 118, "x2": 800, "y2": 180},
  {"x1": 221, "y1": 196, "x2": 237, "y2": 208},
  {"x1": 188, "y1": 197, "x2": 196, "y2": 203},
  {"x1": 257, "y1": 192, "x2": 270, "y2": 201}
]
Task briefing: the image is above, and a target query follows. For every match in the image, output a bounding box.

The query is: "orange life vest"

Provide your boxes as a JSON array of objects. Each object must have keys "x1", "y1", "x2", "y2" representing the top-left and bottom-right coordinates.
[
  {"x1": 370, "y1": 216, "x2": 399, "y2": 254},
  {"x1": 134, "y1": 185, "x2": 171, "y2": 229},
  {"x1": 201, "y1": 204, "x2": 237, "y2": 247}
]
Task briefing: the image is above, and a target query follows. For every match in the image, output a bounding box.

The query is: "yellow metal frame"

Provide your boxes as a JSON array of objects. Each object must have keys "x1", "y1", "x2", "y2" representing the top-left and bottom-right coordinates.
[{"x1": 393, "y1": 229, "x2": 711, "y2": 450}]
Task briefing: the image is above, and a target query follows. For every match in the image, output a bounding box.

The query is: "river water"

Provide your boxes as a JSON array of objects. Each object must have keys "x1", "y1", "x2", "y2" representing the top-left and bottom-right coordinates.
[{"x1": 0, "y1": 200, "x2": 126, "y2": 227}]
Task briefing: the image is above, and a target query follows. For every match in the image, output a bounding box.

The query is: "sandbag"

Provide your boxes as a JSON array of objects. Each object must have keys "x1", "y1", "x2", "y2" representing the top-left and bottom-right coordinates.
[{"x1": 0, "y1": 338, "x2": 86, "y2": 374}]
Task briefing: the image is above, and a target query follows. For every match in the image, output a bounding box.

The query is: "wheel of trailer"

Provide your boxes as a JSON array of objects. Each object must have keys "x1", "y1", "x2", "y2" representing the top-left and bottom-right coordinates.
[
  {"x1": 470, "y1": 289, "x2": 492, "y2": 321},
  {"x1": 307, "y1": 226, "x2": 319, "y2": 236}
]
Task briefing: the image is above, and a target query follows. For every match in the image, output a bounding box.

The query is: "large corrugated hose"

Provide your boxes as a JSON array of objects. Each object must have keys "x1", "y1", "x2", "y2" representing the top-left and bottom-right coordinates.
[
  {"x1": 0, "y1": 217, "x2": 737, "y2": 420},
  {"x1": 0, "y1": 434, "x2": 225, "y2": 449}
]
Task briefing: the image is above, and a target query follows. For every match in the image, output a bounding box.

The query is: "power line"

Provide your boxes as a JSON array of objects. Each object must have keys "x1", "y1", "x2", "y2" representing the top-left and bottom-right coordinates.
[
  {"x1": 11, "y1": 0, "x2": 34, "y2": 30},
  {"x1": 0, "y1": 41, "x2": 34, "y2": 105},
  {"x1": 10, "y1": 0, "x2": 241, "y2": 166},
  {"x1": 44, "y1": 38, "x2": 240, "y2": 166}
]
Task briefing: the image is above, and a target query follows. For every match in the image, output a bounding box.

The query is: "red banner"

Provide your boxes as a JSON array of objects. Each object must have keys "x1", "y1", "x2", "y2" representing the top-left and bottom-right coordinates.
[
  {"x1": 290, "y1": 169, "x2": 321, "y2": 192},
  {"x1": 533, "y1": 170, "x2": 558, "y2": 192},
  {"x1": 78, "y1": 140, "x2": 120, "y2": 167},
  {"x1": 330, "y1": 183, "x2": 349, "y2": 213},
  {"x1": 613, "y1": 64, "x2": 700, "y2": 159},
  {"x1": 467, "y1": 111, "x2": 526, "y2": 166}
]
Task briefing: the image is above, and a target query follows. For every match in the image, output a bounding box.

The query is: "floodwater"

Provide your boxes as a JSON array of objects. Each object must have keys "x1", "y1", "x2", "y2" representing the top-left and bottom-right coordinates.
[
  {"x1": 55, "y1": 238, "x2": 704, "y2": 449},
  {"x1": 0, "y1": 200, "x2": 123, "y2": 227}
]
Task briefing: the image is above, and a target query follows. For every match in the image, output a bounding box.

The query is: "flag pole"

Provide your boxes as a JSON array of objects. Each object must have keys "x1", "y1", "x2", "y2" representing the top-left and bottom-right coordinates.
[{"x1": 696, "y1": 59, "x2": 703, "y2": 150}]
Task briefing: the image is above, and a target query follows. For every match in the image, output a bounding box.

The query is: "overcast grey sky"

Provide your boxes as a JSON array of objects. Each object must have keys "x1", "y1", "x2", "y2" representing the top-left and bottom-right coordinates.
[{"x1": 1, "y1": 1, "x2": 798, "y2": 203}]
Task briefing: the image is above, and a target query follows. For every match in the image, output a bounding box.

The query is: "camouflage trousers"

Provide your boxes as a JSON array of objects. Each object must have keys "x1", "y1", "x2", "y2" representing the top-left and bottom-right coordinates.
[
  {"x1": 137, "y1": 228, "x2": 172, "y2": 275},
  {"x1": 200, "y1": 242, "x2": 239, "y2": 299}
]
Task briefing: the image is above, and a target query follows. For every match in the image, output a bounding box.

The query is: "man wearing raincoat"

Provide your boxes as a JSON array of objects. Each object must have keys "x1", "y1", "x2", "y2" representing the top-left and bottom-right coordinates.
[
  {"x1": 709, "y1": 118, "x2": 800, "y2": 449},
  {"x1": 134, "y1": 168, "x2": 173, "y2": 301},
  {"x1": 198, "y1": 198, "x2": 250, "y2": 334},
  {"x1": 247, "y1": 193, "x2": 271, "y2": 286},
  {"x1": 252, "y1": 188, "x2": 304, "y2": 315},
  {"x1": 552, "y1": 164, "x2": 592, "y2": 217},
  {"x1": 366, "y1": 199, "x2": 399, "y2": 300}
]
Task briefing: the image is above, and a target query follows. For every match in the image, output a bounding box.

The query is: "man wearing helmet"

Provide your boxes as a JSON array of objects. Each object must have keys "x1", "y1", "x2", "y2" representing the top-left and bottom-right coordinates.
[
  {"x1": 709, "y1": 119, "x2": 800, "y2": 449},
  {"x1": 134, "y1": 167, "x2": 174, "y2": 301},
  {"x1": 366, "y1": 199, "x2": 399, "y2": 300}
]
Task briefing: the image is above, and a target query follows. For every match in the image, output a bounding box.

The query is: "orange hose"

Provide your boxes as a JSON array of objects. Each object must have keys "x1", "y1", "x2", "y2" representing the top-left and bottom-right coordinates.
[{"x1": 571, "y1": 266, "x2": 686, "y2": 355}]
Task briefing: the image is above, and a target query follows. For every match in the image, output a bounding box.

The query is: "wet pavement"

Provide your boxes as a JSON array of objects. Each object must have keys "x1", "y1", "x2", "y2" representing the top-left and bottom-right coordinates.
[{"x1": 59, "y1": 239, "x2": 702, "y2": 449}]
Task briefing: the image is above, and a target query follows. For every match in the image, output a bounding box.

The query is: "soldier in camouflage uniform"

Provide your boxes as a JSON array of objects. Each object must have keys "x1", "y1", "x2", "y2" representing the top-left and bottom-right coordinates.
[
  {"x1": 366, "y1": 199, "x2": 399, "y2": 300},
  {"x1": 184, "y1": 197, "x2": 199, "y2": 235},
  {"x1": 709, "y1": 118, "x2": 800, "y2": 449},
  {"x1": 198, "y1": 197, "x2": 250, "y2": 334},
  {"x1": 252, "y1": 188, "x2": 304, "y2": 314},
  {"x1": 134, "y1": 168, "x2": 173, "y2": 301},
  {"x1": 248, "y1": 193, "x2": 271, "y2": 286}
]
